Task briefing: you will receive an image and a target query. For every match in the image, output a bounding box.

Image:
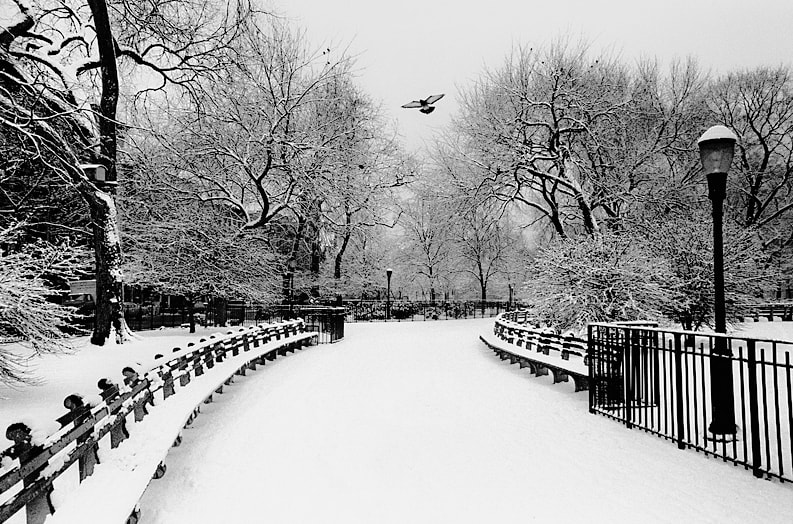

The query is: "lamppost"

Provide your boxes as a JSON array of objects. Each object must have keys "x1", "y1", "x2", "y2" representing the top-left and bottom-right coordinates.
[
  {"x1": 508, "y1": 283, "x2": 514, "y2": 310},
  {"x1": 698, "y1": 124, "x2": 738, "y2": 437},
  {"x1": 386, "y1": 268, "x2": 393, "y2": 320}
]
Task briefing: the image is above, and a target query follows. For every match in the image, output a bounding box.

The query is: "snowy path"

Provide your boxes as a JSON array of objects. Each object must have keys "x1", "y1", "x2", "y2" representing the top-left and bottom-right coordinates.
[{"x1": 138, "y1": 319, "x2": 793, "y2": 524}]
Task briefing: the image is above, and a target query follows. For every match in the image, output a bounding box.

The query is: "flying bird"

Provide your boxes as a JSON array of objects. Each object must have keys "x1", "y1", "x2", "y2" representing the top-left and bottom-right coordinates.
[{"x1": 401, "y1": 94, "x2": 445, "y2": 114}]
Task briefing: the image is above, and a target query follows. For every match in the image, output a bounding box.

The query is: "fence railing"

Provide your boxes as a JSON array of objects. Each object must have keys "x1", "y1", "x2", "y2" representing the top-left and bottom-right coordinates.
[
  {"x1": 112, "y1": 300, "x2": 509, "y2": 334},
  {"x1": 339, "y1": 299, "x2": 514, "y2": 322},
  {"x1": 588, "y1": 323, "x2": 793, "y2": 483},
  {"x1": 0, "y1": 320, "x2": 316, "y2": 524},
  {"x1": 206, "y1": 305, "x2": 345, "y2": 343}
]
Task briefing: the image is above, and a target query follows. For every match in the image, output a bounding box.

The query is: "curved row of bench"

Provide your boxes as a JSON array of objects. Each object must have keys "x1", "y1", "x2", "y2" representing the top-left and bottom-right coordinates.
[
  {"x1": 739, "y1": 302, "x2": 793, "y2": 322},
  {"x1": 0, "y1": 320, "x2": 317, "y2": 524},
  {"x1": 480, "y1": 313, "x2": 590, "y2": 392}
]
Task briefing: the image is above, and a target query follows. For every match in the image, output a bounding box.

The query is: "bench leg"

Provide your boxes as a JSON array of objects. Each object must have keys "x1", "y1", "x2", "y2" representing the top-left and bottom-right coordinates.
[
  {"x1": 573, "y1": 375, "x2": 590, "y2": 393},
  {"x1": 551, "y1": 368, "x2": 569, "y2": 384}
]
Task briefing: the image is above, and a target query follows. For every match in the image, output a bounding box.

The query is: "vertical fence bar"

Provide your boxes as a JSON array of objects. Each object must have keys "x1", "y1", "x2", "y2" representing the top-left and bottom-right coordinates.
[
  {"x1": 772, "y1": 345, "x2": 783, "y2": 478},
  {"x1": 761, "y1": 348, "x2": 771, "y2": 473},
  {"x1": 692, "y1": 341, "x2": 701, "y2": 450},
  {"x1": 738, "y1": 346, "x2": 749, "y2": 469},
  {"x1": 588, "y1": 325, "x2": 595, "y2": 413},
  {"x1": 787, "y1": 352, "x2": 793, "y2": 482},
  {"x1": 663, "y1": 336, "x2": 671, "y2": 437},
  {"x1": 746, "y1": 340, "x2": 763, "y2": 478},
  {"x1": 674, "y1": 333, "x2": 686, "y2": 450},
  {"x1": 624, "y1": 328, "x2": 633, "y2": 429}
]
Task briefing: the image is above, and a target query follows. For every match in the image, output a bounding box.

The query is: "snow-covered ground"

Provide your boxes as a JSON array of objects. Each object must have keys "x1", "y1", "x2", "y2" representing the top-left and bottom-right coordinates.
[
  {"x1": 135, "y1": 319, "x2": 793, "y2": 524},
  {"x1": 2, "y1": 319, "x2": 792, "y2": 523}
]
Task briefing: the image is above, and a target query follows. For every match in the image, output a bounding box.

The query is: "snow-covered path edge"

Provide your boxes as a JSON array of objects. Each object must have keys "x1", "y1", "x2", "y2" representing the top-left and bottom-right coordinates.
[{"x1": 43, "y1": 331, "x2": 316, "y2": 524}]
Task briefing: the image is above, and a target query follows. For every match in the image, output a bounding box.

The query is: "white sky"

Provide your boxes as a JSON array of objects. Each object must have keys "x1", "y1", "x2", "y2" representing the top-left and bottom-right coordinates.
[{"x1": 280, "y1": 0, "x2": 793, "y2": 155}]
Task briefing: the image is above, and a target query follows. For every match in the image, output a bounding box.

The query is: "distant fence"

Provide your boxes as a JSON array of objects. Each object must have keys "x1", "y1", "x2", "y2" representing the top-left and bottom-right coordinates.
[
  {"x1": 117, "y1": 304, "x2": 345, "y2": 344},
  {"x1": 340, "y1": 299, "x2": 513, "y2": 322},
  {"x1": 0, "y1": 321, "x2": 316, "y2": 524},
  {"x1": 588, "y1": 323, "x2": 793, "y2": 483}
]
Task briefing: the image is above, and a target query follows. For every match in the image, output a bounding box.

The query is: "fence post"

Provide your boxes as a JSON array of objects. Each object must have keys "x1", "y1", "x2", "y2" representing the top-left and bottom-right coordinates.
[
  {"x1": 746, "y1": 340, "x2": 764, "y2": 478},
  {"x1": 587, "y1": 325, "x2": 595, "y2": 413},
  {"x1": 623, "y1": 328, "x2": 633, "y2": 429},
  {"x1": 3, "y1": 423, "x2": 54, "y2": 524},
  {"x1": 673, "y1": 333, "x2": 686, "y2": 450}
]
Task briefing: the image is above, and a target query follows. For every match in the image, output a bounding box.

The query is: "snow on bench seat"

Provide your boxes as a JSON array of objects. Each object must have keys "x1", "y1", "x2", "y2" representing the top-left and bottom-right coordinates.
[{"x1": 481, "y1": 319, "x2": 589, "y2": 393}]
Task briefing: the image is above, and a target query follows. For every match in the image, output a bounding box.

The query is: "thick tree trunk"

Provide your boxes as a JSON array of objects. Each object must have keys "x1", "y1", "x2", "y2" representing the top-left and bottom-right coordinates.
[
  {"x1": 88, "y1": 0, "x2": 127, "y2": 345},
  {"x1": 88, "y1": 190, "x2": 132, "y2": 344}
]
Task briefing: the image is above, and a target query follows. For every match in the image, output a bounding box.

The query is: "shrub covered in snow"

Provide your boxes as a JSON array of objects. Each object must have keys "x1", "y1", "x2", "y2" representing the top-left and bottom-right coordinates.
[{"x1": 0, "y1": 224, "x2": 87, "y2": 384}]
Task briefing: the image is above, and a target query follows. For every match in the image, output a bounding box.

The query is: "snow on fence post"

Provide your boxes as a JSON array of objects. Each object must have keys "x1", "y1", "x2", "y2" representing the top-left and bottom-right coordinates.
[
  {"x1": 97, "y1": 378, "x2": 129, "y2": 449},
  {"x1": 55, "y1": 394, "x2": 99, "y2": 481},
  {"x1": 0, "y1": 423, "x2": 55, "y2": 524}
]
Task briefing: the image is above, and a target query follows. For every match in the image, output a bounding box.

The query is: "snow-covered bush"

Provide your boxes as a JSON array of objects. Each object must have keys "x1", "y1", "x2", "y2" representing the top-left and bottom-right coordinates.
[
  {"x1": 523, "y1": 232, "x2": 676, "y2": 332},
  {"x1": 0, "y1": 224, "x2": 86, "y2": 384}
]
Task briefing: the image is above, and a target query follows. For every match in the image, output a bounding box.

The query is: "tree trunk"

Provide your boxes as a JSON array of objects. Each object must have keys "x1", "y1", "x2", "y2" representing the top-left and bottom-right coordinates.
[
  {"x1": 334, "y1": 218, "x2": 352, "y2": 279},
  {"x1": 87, "y1": 0, "x2": 127, "y2": 345},
  {"x1": 187, "y1": 299, "x2": 196, "y2": 334},
  {"x1": 87, "y1": 190, "x2": 132, "y2": 345}
]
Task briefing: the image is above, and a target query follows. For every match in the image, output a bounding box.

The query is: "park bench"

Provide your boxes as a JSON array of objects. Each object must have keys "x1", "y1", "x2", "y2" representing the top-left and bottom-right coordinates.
[
  {"x1": 0, "y1": 320, "x2": 317, "y2": 524},
  {"x1": 739, "y1": 302, "x2": 793, "y2": 322},
  {"x1": 481, "y1": 316, "x2": 589, "y2": 392}
]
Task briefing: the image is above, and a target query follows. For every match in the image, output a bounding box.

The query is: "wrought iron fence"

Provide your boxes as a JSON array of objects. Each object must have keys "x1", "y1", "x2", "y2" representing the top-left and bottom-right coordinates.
[
  {"x1": 339, "y1": 300, "x2": 513, "y2": 322},
  {"x1": 115, "y1": 299, "x2": 511, "y2": 337},
  {"x1": 122, "y1": 306, "x2": 192, "y2": 331},
  {"x1": 588, "y1": 323, "x2": 793, "y2": 482},
  {"x1": 206, "y1": 305, "x2": 345, "y2": 344}
]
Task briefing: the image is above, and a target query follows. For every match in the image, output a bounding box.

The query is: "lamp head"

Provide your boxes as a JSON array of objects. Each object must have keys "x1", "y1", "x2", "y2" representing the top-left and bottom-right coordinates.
[
  {"x1": 697, "y1": 125, "x2": 737, "y2": 175},
  {"x1": 386, "y1": 268, "x2": 393, "y2": 279}
]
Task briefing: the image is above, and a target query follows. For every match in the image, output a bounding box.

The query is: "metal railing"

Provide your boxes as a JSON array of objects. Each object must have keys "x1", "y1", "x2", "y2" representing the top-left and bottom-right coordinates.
[
  {"x1": 339, "y1": 299, "x2": 514, "y2": 322},
  {"x1": 206, "y1": 305, "x2": 345, "y2": 344},
  {"x1": 588, "y1": 323, "x2": 793, "y2": 482}
]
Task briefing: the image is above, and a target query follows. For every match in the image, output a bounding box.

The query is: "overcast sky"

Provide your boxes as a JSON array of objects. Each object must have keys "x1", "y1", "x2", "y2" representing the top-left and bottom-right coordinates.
[{"x1": 282, "y1": 0, "x2": 793, "y2": 155}]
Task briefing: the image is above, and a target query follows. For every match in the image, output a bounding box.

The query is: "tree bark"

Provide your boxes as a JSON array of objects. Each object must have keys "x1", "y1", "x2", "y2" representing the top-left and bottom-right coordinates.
[
  {"x1": 334, "y1": 212, "x2": 353, "y2": 279},
  {"x1": 87, "y1": 0, "x2": 128, "y2": 345}
]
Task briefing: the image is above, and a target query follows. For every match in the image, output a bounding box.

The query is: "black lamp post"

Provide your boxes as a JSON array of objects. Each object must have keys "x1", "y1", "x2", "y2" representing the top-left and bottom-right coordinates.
[
  {"x1": 508, "y1": 283, "x2": 514, "y2": 310},
  {"x1": 386, "y1": 268, "x2": 393, "y2": 320},
  {"x1": 698, "y1": 124, "x2": 738, "y2": 437}
]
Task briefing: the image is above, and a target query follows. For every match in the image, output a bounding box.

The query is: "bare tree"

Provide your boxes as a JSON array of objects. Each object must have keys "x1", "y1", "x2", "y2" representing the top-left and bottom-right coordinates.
[
  {"x1": 452, "y1": 204, "x2": 521, "y2": 301},
  {"x1": 449, "y1": 42, "x2": 709, "y2": 239},
  {"x1": 1, "y1": 0, "x2": 256, "y2": 344},
  {"x1": 399, "y1": 197, "x2": 456, "y2": 302},
  {"x1": 709, "y1": 66, "x2": 793, "y2": 254}
]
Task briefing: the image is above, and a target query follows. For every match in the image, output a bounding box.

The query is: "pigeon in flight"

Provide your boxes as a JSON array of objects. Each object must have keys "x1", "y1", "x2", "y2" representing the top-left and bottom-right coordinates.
[{"x1": 401, "y1": 94, "x2": 445, "y2": 114}]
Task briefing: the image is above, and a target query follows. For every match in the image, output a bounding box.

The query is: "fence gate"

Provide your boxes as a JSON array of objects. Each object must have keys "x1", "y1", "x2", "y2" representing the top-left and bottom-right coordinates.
[{"x1": 588, "y1": 325, "x2": 661, "y2": 428}]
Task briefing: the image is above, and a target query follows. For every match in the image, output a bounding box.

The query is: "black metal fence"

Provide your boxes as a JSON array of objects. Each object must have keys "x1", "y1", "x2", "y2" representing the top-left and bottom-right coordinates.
[
  {"x1": 588, "y1": 323, "x2": 793, "y2": 482},
  {"x1": 340, "y1": 300, "x2": 513, "y2": 322},
  {"x1": 122, "y1": 306, "x2": 192, "y2": 331},
  {"x1": 206, "y1": 305, "x2": 345, "y2": 344},
  {"x1": 115, "y1": 304, "x2": 344, "y2": 344}
]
